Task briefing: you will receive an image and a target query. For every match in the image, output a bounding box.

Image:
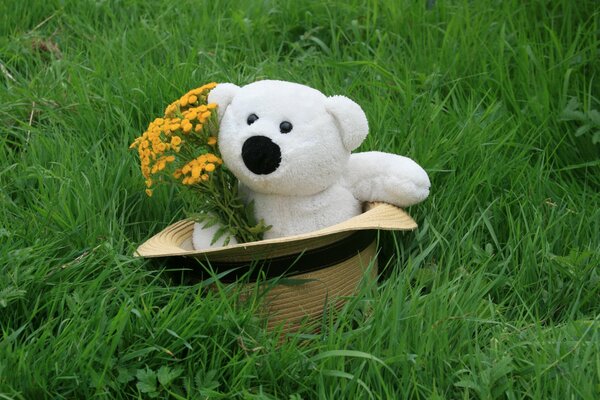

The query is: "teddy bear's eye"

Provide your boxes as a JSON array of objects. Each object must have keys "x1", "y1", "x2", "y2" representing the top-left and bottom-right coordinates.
[
  {"x1": 247, "y1": 114, "x2": 259, "y2": 125},
  {"x1": 279, "y1": 121, "x2": 293, "y2": 134}
]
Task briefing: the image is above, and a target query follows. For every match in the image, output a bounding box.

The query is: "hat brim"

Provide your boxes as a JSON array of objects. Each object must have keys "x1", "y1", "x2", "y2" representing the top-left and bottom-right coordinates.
[{"x1": 135, "y1": 202, "x2": 417, "y2": 262}]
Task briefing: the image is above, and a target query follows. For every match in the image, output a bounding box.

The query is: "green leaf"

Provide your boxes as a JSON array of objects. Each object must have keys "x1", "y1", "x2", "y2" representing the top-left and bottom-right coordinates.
[
  {"x1": 454, "y1": 379, "x2": 480, "y2": 391},
  {"x1": 0, "y1": 286, "x2": 26, "y2": 308},
  {"x1": 136, "y1": 380, "x2": 158, "y2": 395},
  {"x1": 564, "y1": 97, "x2": 579, "y2": 111},
  {"x1": 117, "y1": 367, "x2": 135, "y2": 384},
  {"x1": 244, "y1": 200, "x2": 258, "y2": 226},
  {"x1": 195, "y1": 369, "x2": 220, "y2": 391},
  {"x1": 575, "y1": 124, "x2": 592, "y2": 137},
  {"x1": 247, "y1": 219, "x2": 272, "y2": 235},
  {"x1": 157, "y1": 366, "x2": 183, "y2": 387},
  {"x1": 310, "y1": 350, "x2": 398, "y2": 379},
  {"x1": 560, "y1": 97, "x2": 585, "y2": 121},
  {"x1": 592, "y1": 131, "x2": 600, "y2": 144},
  {"x1": 202, "y1": 219, "x2": 219, "y2": 230},
  {"x1": 166, "y1": 329, "x2": 193, "y2": 350},
  {"x1": 588, "y1": 109, "x2": 600, "y2": 126},
  {"x1": 136, "y1": 367, "x2": 157, "y2": 394},
  {"x1": 210, "y1": 225, "x2": 229, "y2": 245},
  {"x1": 320, "y1": 369, "x2": 373, "y2": 399}
]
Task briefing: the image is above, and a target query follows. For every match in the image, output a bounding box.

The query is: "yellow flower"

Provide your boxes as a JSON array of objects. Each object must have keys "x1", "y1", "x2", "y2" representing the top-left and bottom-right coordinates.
[
  {"x1": 206, "y1": 153, "x2": 221, "y2": 164},
  {"x1": 191, "y1": 165, "x2": 201, "y2": 179},
  {"x1": 170, "y1": 136, "x2": 182, "y2": 146},
  {"x1": 132, "y1": 82, "x2": 221, "y2": 195},
  {"x1": 184, "y1": 110, "x2": 197, "y2": 120},
  {"x1": 165, "y1": 103, "x2": 178, "y2": 116}
]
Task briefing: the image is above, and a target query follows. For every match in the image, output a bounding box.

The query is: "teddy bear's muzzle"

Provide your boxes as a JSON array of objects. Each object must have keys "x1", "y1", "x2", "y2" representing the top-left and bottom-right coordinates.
[{"x1": 241, "y1": 135, "x2": 282, "y2": 175}]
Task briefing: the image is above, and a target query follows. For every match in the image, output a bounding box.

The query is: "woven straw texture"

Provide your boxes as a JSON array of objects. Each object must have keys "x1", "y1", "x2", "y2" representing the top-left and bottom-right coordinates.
[
  {"x1": 256, "y1": 242, "x2": 379, "y2": 333},
  {"x1": 135, "y1": 203, "x2": 416, "y2": 332}
]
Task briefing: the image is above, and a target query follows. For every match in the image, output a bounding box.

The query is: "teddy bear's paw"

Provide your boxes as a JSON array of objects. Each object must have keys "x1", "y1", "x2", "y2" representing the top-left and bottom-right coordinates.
[
  {"x1": 192, "y1": 222, "x2": 238, "y2": 250},
  {"x1": 384, "y1": 174, "x2": 430, "y2": 206},
  {"x1": 344, "y1": 151, "x2": 431, "y2": 207}
]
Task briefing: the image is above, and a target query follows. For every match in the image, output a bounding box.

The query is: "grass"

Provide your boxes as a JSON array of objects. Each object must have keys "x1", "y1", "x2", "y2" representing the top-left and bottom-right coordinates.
[{"x1": 1, "y1": 0, "x2": 599, "y2": 398}]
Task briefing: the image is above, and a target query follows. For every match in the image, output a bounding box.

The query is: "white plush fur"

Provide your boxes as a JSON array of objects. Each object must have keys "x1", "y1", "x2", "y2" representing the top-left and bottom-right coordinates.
[
  {"x1": 192, "y1": 220, "x2": 238, "y2": 249},
  {"x1": 191, "y1": 79, "x2": 430, "y2": 249},
  {"x1": 343, "y1": 151, "x2": 431, "y2": 206},
  {"x1": 325, "y1": 95, "x2": 369, "y2": 151}
]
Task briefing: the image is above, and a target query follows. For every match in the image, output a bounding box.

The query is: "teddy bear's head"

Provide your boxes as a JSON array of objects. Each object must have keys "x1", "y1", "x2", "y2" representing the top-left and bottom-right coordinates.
[{"x1": 208, "y1": 80, "x2": 368, "y2": 196}]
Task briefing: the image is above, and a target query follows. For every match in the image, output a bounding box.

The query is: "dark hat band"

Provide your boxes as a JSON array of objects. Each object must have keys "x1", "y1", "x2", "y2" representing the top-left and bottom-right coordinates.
[{"x1": 157, "y1": 230, "x2": 377, "y2": 282}]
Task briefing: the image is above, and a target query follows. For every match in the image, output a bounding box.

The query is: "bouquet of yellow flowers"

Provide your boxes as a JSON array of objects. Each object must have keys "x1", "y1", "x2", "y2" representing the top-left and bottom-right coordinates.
[{"x1": 130, "y1": 82, "x2": 269, "y2": 244}]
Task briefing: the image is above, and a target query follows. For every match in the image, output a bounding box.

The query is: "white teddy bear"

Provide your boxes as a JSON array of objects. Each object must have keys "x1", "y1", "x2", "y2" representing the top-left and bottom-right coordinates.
[{"x1": 192, "y1": 80, "x2": 430, "y2": 249}]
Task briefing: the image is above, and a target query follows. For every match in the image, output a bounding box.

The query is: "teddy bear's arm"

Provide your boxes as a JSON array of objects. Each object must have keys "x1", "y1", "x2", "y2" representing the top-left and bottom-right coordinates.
[{"x1": 342, "y1": 151, "x2": 430, "y2": 207}]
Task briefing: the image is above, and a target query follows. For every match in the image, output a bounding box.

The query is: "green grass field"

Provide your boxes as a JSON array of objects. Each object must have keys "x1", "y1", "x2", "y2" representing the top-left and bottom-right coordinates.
[{"x1": 1, "y1": 0, "x2": 599, "y2": 398}]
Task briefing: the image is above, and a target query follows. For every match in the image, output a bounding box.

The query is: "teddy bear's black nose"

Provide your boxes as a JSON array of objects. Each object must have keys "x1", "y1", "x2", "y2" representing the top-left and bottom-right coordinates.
[{"x1": 242, "y1": 136, "x2": 281, "y2": 175}]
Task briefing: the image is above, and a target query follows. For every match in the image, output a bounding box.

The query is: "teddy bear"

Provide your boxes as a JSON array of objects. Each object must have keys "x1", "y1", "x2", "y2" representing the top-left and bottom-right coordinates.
[{"x1": 192, "y1": 80, "x2": 430, "y2": 249}]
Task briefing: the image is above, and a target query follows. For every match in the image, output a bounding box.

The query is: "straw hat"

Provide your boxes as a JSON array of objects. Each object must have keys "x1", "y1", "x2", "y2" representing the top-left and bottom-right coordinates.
[{"x1": 135, "y1": 202, "x2": 417, "y2": 332}]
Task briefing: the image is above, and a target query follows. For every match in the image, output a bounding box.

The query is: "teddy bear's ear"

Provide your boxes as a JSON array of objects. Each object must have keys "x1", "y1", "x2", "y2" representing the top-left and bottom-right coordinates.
[
  {"x1": 208, "y1": 83, "x2": 240, "y2": 120},
  {"x1": 325, "y1": 95, "x2": 369, "y2": 152}
]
